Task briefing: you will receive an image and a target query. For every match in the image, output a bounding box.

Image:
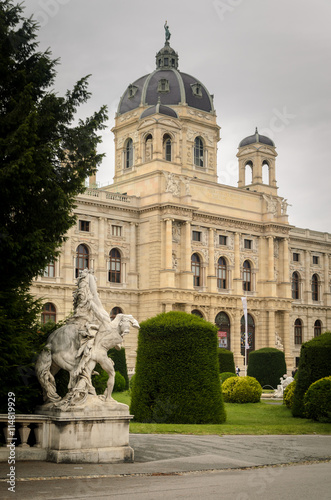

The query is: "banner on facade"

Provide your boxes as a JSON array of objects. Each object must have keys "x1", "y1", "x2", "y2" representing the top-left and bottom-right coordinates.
[{"x1": 241, "y1": 296, "x2": 249, "y2": 349}]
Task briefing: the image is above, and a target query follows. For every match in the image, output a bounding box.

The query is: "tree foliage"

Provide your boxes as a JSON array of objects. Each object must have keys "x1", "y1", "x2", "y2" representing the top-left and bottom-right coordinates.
[
  {"x1": 130, "y1": 311, "x2": 226, "y2": 424},
  {"x1": 247, "y1": 347, "x2": 286, "y2": 389},
  {"x1": 292, "y1": 332, "x2": 331, "y2": 418},
  {"x1": 0, "y1": 1, "x2": 107, "y2": 410},
  {"x1": 0, "y1": 0, "x2": 108, "y2": 290},
  {"x1": 217, "y1": 348, "x2": 235, "y2": 374}
]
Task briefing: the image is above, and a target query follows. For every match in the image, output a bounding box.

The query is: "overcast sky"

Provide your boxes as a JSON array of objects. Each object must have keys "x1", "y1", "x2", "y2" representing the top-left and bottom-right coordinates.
[{"x1": 24, "y1": 0, "x2": 331, "y2": 232}]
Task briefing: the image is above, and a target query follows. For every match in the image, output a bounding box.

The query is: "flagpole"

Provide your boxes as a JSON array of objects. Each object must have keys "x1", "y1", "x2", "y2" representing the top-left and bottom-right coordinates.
[{"x1": 241, "y1": 296, "x2": 248, "y2": 376}]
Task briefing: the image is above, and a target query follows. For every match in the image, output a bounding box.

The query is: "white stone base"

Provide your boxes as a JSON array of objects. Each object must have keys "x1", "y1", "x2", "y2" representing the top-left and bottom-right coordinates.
[{"x1": 36, "y1": 396, "x2": 134, "y2": 463}]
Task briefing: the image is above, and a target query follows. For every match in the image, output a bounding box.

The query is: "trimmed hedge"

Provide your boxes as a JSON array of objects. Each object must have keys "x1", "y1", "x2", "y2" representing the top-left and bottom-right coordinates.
[
  {"x1": 303, "y1": 376, "x2": 331, "y2": 423},
  {"x1": 247, "y1": 348, "x2": 286, "y2": 388},
  {"x1": 109, "y1": 347, "x2": 129, "y2": 390},
  {"x1": 220, "y1": 372, "x2": 237, "y2": 384},
  {"x1": 113, "y1": 371, "x2": 126, "y2": 392},
  {"x1": 130, "y1": 311, "x2": 226, "y2": 424},
  {"x1": 292, "y1": 332, "x2": 331, "y2": 418},
  {"x1": 218, "y1": 348, "x2": 235, "y2": 374},
  {"x1": 222, "y1": 376, "x2": 262, "y2": 403},
  {"x1": 283, "y1": 380, "x2": 296, "y2": 409}
]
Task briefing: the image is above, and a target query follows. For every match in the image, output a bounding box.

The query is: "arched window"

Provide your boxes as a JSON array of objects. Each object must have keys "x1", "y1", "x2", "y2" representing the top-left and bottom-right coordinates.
[
  {"x1": 145, "y1": 134, "x2": 153, "y2": 161},
  {"x1": 109, "y1": 248, "x2": 121, "y2": 283},
  {"x1": 191, "y1": 253, "x2": 201, "y2": 287},
  {"x1": 314, "y1": 320, "x2": 322, "y2": 337},
  {"x1": 194, "y1": 137, "x2": 204, "y2": 167},
  {"x1": 215, "y1": 311, "x2": 231, "y2": 349},
  {"x1": 241, "y1": 313, "x2": 255, "y2": 356},
  {"x1": 125, "y1": 138, "x2": 133, "y2": 168},
  {"x1": 191, "y1": 309, "x2": 203, "y2": 318},
  {"x1": 41, "y1": 302, "x2": 56, "y2": 324},
  {"x1": 243, "y1": 260, "x2": 251, "y2": 291},
  {"x1": 262, "y1": 160, "x2": 269, "y2": 184},
  {"x1": 217, "y1": 257, "x2": 227, "y2": 289},
  {"x1": 292, "y1": 272, "x2": 300, "y2": 300},
  {"x1": 312, "y1": 274, "x2": 319, "y2": 301},
  {"x1": 245, "y1": 160, "x2": 253, "y2": 184},
  {"x1": 110, "y1": 306, "x2": 123, "y2": 320},
  {"x1": 75, "y1": 244, "x2": 89, "y2": 278},
  {"x1": 163, "y1": 134, "x2": 172, "y2": 161},
  {"x1": 294, "y1": 319, "x2": 303, "y2": 344}
]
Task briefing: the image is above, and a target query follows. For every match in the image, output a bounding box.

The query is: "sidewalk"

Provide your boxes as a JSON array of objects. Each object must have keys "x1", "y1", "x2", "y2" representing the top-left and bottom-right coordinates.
[{"x1": 0, "y1": 434, "x2": 330, "y2": 480}]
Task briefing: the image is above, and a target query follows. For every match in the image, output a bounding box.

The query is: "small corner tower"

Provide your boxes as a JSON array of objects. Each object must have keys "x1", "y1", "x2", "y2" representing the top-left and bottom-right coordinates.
[{"x1": 237, "y1": 128, "x2": 278, "y2": 196}]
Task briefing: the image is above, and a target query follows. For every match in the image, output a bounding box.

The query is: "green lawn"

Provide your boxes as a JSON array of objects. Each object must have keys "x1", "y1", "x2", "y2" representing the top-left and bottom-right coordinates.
[{"x1": 112, "y1": 391, "x2": 331, "y2": 436}]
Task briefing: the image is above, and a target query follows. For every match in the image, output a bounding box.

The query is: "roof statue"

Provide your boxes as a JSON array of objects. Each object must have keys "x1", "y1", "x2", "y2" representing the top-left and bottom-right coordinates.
[{"x1": 164, "y1": 21, "x2": 171, "y2": 42}]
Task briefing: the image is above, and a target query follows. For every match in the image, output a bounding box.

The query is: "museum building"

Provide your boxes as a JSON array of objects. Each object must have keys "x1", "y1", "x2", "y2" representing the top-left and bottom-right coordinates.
[{"x1": 31, "y1": 37, "x2": 331, "y2": 373}]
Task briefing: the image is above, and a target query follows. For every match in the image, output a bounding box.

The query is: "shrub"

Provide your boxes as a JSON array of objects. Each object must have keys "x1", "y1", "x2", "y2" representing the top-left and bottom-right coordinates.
[
  {"x1": 247, "y1": 348, "x2": 286, "y2": 389},
  {"x1": 130, "y1": 311, "x2": 226, "y2": 424},
  {"x1": 108, "y1": 347, "x2": 129, "y2": 390},
  {"x1": 113, "y1": 371, "x2": 126, "y2": 392},
  {"x1": 222, "y1": 376, "x2": 262, "y2": 403},
  {"x1": 283, "y1": 380, "x2": 296, "y2": 409},
  {"x1": 220, "y1": 372, "x2": 237, "y2": 383},
  {"x1": 129, "y1": 374, "x2": 136, "y2": 394},
  {"x1": 218, "y1": 349, "x2": 235, "y2": 374},
  {"x1": 303, "y1": 376, "x2": 331, "y2": 423},
  {"x1": 292, "y1": 332, "x2": 331, "y2": 418}
]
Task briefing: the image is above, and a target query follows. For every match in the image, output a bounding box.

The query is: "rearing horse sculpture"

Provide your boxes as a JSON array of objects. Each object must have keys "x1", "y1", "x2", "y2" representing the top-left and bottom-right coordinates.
[{"x1": 35, "y1": 270, "x2": 139, "y2": 409}]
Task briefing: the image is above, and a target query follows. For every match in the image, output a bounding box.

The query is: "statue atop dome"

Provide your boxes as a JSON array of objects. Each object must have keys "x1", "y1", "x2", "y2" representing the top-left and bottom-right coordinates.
[{"x1": 164, "y1": 21, "x2": 171, "y2": 43}]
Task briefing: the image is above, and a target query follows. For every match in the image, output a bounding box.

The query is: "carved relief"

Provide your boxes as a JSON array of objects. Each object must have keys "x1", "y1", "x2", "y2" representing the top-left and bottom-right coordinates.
[
  {"x1": 263, "y1": 194, "x2": 278, "y2": 215},
  {"x1": 172, "y1": 252, "x2": 178, "y2": 270},
  {"x1": 164, "y1": 172, "x2": 180, "y2": 196},
  {"x1": 172, "y1": 221, "x2": 181, "y2": 243}
]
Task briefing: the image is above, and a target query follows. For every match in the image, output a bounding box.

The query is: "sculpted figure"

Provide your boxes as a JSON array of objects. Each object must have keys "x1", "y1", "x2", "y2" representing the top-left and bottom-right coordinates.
[{"x1": 35, "y1": 269, "x2": 139, "y2": 409}]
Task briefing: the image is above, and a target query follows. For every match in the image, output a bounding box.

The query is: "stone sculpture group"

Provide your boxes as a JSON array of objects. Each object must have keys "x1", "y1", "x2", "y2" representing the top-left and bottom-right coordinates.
[{"x1": 35, "y1": 269, "x2": 139, "y2": 411}]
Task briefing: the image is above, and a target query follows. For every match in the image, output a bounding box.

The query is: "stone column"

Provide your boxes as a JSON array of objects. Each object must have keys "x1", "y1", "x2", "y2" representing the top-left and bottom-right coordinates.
[
  {"x1": 165, "y1": 218, "x2": 173, "y2": 269},
  {"x1": 324, "y1": 253, "x2": 330, "y2": 305},
  {"x1": 282, "y1": 310, "x2": 292, "y2": 370},
  {"x1": 160, "y1": 219, "x2": 175, "y2": 288},
  {"x1": 233, "y1": 232, "x2": 242, "y2": 294},
  {"x1": 207, "y1": 228, "x2": 217, "y2": 292},
  {"x1": 268, "y1": 310, "x2": 275, "y2": 348},
  {"x1": 268, "y1": 236, "x2": 274, "y2": 281},
  {"x1": 97, "y1": 217, "x2": 106, "y2": 287},
  {"x1": 305, "y1": 250, "x2": 311, "y2": 303},
  {"x1": 180, "y1": 221, "x2": 193, "y2": 288}
]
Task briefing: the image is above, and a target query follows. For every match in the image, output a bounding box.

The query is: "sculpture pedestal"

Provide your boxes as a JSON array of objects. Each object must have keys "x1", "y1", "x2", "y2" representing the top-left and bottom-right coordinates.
[{"x1": 36, "y1": 396, "x2": 134, "y2": 463}]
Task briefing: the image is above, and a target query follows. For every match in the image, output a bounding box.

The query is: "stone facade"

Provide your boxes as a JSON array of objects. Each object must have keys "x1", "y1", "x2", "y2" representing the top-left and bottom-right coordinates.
[{"x1": 31, "y1": 40, "x2": 331, "y2": 375}]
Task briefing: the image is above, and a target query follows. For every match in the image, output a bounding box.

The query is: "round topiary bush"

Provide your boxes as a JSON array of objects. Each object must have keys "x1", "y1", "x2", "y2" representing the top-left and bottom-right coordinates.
[
  {"x1": 303, "y1": 376, "x2": 331, "y2": 423},
  {"x1": 130, "y1": 311, "x2": 226, "y2": 424},
  {"x1": 218, "y1": 348, "x2": 235, "y2": 374},
  {"x1": 283, "y1": 380, "x2": 296, "y2": 409},
  {"x1": 247, "y1": 348, "x2": 286, "y2": 389},
  {"x1": 222, "y1": 376, "x2": 262, "y2": 403},
  {"x1": 220, "y1": 372, "x2": 237, "y2": 384},
  {"x1": 292, "y1": 332, "x2": 331, "y2": 418},
  {"x1": 113, "y1": 371, "x2": 126, "y2": 392}
]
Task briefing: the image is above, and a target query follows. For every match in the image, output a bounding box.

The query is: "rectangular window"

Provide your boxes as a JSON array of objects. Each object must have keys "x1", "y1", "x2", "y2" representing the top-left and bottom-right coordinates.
[
  {"x1": 192, "y1": 231, "x2": 201, "y2": 242},
  {"x1": 244, "y1": 239, "x2": 252, "y2": 249},
  {"x1": 219, "y1": 235, "x2": 227, "y2": 246},
  {"x1": 313, "y1": 256, "x2": 319, "y2": 265},
  {"x1": 112, "y1": 225, "x2": 122, "y2": 236},
  {"x1": 293, "y1": 253, "x2": 300, "y2": 262},
  {"x1": 79, "y1": 220, "x2": 90, "y2": 232},
  {"x1": 43, "y1": 261, "x2": 55, "y2": 278}
]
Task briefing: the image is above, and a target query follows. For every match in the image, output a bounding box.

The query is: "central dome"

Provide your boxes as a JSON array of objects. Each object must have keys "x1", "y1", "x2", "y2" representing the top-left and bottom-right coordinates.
[{"x1": 117, "y1": 41, "x2": 215, "y2": 116}]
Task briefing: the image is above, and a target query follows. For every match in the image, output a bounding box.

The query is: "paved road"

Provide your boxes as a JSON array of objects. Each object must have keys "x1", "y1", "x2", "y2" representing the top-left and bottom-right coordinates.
[{"x1": 1, "y1": 434, "x2": 330, "y2": 499}]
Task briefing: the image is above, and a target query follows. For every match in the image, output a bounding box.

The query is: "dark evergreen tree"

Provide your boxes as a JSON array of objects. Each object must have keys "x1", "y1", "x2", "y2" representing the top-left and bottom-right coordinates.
[{"x1": 0, "y1": 1, "x2": 107, "y2": 411}]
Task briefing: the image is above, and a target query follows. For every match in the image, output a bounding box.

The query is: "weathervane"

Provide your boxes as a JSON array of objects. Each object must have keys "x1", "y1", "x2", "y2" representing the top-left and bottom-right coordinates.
[{"x1": 164, "y1": 21, "x2": 171, "y2": 43}]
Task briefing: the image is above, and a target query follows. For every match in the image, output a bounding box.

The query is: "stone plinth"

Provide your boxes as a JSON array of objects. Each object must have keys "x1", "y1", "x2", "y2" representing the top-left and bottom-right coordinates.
[{"x1": 36, "y1": 396, "x2": 134, "y2": 463}]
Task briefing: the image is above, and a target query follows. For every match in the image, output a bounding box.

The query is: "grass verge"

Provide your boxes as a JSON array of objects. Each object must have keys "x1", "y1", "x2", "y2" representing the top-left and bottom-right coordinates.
[{"x1": 112, "y1": 391, "x2": 331, "y2": 436}]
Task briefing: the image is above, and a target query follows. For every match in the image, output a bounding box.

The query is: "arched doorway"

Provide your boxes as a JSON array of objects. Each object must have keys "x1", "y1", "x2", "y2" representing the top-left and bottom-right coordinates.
[
  {"x1": 191, "y1": 309, "x2": 204, "y2": 318},
  {"x1": 215, "y1": 312, "x2": 231, "y2": 350},
  {"x1": 241, "y1": 313, "x2": 255, "y2": 356}
]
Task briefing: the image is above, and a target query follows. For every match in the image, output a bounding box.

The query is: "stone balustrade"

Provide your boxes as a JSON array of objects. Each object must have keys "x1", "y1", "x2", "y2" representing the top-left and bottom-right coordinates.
[{"x1": 0, "y1": 414, "x2": 50, "y2": 461}]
